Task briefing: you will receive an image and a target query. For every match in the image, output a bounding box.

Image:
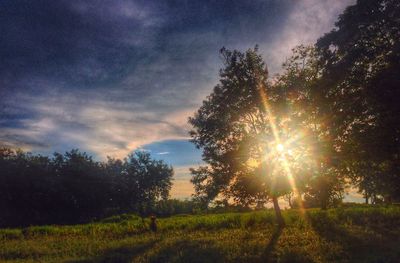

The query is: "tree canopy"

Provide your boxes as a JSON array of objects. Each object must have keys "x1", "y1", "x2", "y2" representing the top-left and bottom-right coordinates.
[
  {"x1": 315, "y1": 0, "x2": 400, "y2": 203},
  {"x1": 0, "y1": 148, "x2": 173, "y2": 227},
  {"x1": 189, "y1": 0, "x2": 400, "y2": 221}
]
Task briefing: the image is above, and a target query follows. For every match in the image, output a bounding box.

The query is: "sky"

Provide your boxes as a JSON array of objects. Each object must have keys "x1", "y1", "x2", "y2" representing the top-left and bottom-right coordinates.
[{"x1": 0, "y1": 0, "x2": 356, "y2": 199}]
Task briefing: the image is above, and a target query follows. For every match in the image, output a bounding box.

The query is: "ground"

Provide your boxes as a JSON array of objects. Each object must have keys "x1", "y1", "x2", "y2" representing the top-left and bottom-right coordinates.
[{"x1": 1, "y1": 206, "x2": 399, "y2": 262}]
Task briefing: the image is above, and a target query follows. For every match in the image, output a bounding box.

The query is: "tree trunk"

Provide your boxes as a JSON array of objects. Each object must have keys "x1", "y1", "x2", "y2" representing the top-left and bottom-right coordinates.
[
  {"x1": 372, "y1": 193, "x2": 378, "y2": 204},
  {"x1": 272, "y1": 196, "x2": 285, "y2": 227},
  {"x1": 288, "y1": 195, "x2": 293, "y2": 209},
  {"x1": 321, "y1": 198, "x2": 327, "y2": 210}
]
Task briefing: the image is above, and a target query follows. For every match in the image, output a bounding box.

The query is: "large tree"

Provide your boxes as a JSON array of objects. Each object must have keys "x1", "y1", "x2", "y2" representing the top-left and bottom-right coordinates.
[
  {"x1": 273, "y1": 45, "x2": 346, "y2": 209},
  {"x1": 189, "y1": 47, "x2": 318, "y2": 224},
  {"x1": 316, "y1": 0, "x2": 400, "y2": 202}
]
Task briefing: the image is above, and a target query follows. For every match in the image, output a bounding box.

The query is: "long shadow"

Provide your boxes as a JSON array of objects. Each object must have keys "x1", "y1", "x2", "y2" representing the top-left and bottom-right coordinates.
[
  {"x1": 147, "y1": 239, "x2": 223, "y2": 263},
  {"x1": 67, "y1": 239, "x2": 223, "y2": 263},
  {"x1": 308, "y1": 212, "x2": 400, "y2": 263},
  {"x1": 261, "y1": 225, "x2": 284, "y2": 263},
  {"x1": 261, "y1": 225, "x2": 317, "y2": 263},
  {"x1": 67, "y1": 239, "x2": 159, "y2": 263}
]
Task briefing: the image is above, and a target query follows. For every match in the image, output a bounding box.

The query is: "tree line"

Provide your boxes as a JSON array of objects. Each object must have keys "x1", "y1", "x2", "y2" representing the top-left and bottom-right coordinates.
[
  {"x1": 188, "y1": 0, "x2": 400, "y2": 224},
  {"x1": 0, "y1": 148, "x2": 173, "y2": 227}
]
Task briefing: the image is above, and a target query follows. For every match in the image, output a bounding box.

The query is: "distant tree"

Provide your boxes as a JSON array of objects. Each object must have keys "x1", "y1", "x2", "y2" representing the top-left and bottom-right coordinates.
[
  {"x1": 0, "y1": 148, "x2": 173, "y2": 227},
  {"x1": 121, "y1": 151, "x2": 174, "y2": 217},
  {"x1": 51, "y1": 149, "x2": 111, "y2": 222},
  {"x1": 154, "y1": 199, "x2": 197, "y2": 216},
  {"x1": 0, "y1": 148, "x2": 56, "y2": 226},
  {"x1": 303, "y1": 173, "x2": 344, "y2": 209}
]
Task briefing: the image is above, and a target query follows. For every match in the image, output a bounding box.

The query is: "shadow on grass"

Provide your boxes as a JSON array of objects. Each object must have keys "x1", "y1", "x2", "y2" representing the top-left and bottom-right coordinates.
[
  {"x1": 260, "y1": 225, "x2": 314, "y2": 263},
  {"x1": 68, "y1": 239, "x2": 223, "y2": 263},
  {"x1": 146, "y1": 239, "x2": 223, "y2": 263},
  {"x1": 67, "y1": 239, "x2": 159, "y2": 263},
  {"x1": 309, "y1": 211, "x2": 400, "y2": 263},
  {"x1": 262, "y1": 225, "x2": 283, "y2": 262}
]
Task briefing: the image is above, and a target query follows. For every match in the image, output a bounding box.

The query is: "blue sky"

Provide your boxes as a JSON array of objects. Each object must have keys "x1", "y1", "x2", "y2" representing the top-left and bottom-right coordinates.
[{"x1": 0, "y1": 0, "x2": 355, "y2": 198}]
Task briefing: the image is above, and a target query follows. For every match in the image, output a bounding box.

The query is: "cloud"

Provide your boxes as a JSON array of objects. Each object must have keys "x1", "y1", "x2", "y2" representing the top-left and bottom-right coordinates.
[
  {"x1": 262, "y1": 0, "x2": 355, "y2": 74},
  {"x1": 0, "y1": 0, "x2": 356, "y2": 199},
  {"x1": 1, "y1": 90, "x2": 195, "y2": 159},
  {"x1": 0, "y1": 0, "x2": 360, "y2": 200}
]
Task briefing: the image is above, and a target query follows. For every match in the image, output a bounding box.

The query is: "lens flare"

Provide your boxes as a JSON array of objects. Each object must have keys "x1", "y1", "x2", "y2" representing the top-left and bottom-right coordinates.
[
  {"x1": 276, "y1": 144, "x2": 284, "y2": 152},
  {"x1": 258, "y1": 82, "x2": 306, "y2": 214}
]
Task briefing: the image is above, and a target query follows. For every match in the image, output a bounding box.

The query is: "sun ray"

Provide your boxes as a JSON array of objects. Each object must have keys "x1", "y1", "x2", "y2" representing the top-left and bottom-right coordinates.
[{"x1": 258, "y1": 84, "x2": 306, "y2": 214}]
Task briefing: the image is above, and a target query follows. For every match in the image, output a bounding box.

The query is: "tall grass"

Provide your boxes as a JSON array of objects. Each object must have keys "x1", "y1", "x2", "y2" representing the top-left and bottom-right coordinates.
[{"x1": 1, "y1": 206, "x2": 400, "y2": 262}]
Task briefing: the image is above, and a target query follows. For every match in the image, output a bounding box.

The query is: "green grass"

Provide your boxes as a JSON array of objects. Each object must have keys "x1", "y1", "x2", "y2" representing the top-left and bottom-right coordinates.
[{"x1": 1, "y1": 206, "x2": 400, "y2": 262}]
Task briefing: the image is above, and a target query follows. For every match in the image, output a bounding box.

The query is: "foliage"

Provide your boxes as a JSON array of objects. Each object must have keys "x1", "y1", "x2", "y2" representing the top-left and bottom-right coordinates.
[
  {"x1": 153, "y1": 199, "x2": 199, "y2": 216},
  {"x1": 314, "y1": 0, "x2": 400, "y2": 202},
  {"x1": 189, "y1": 47, "x2": 305, "y2": 226},
  {"x1": 189, "y1": 46, "x2": 274, "y2": 206},
  {"x1": 0, "y1": 148, "x2": 173, "y2": 227},
  {"x1": 303, "y1": 173, "x2": 344, "y2": 209},
  {"x1": 273, "y1": 45, "x2": 346, "y2": 209},
  {"x1": 189, "y1": 0, "x2": 400, "y2": 214}
]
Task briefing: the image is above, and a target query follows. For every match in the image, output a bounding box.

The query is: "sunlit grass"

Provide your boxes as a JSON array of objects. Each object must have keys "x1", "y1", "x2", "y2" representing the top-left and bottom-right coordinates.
[{"x1": 1, "y1": 206, "x2": 399, "y2": 262}]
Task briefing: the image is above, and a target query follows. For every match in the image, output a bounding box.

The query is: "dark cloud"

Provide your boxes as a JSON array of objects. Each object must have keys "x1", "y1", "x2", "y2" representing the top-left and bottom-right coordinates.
[
  {"x1": 0, "y1": 0, "x2": 157, "y2": 89},
  {"x1": 0, "y1": 0, "x2": 355, "y2": 198},
  {"x1": 0, "y1": 0, "x2": 290, "y2": 91},
  {"x1": 0, "y1": 0, "x2": 352, "y2": 162}
]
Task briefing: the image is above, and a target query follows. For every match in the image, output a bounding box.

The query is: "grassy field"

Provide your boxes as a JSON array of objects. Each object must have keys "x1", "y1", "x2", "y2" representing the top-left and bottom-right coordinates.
[{"x1": 1, "y1": 206, "x2": 400, "y2": 263}]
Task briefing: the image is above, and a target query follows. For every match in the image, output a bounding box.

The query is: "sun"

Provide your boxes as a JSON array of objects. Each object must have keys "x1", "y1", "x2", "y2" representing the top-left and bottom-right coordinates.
[{"x1": 276, "y1": 143, "x2": 284, "y2": 152}]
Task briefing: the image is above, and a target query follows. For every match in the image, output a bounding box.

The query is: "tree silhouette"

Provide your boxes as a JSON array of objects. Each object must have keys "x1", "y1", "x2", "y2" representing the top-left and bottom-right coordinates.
[
  {"x1": 0, "y1": 148, "x2": 173, "y2": 227},
  {"x1": 189, "y1": 47, "x2": 307, "y2": 225},
  {"x1": 316, "y1": 0, "x2": 400, "y2": 203}
]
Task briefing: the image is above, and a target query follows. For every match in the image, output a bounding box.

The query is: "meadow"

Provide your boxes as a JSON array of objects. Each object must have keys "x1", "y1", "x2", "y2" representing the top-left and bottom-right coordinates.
[{"x1": 1, "y1": 206, "x2": 400, "y2": 263}]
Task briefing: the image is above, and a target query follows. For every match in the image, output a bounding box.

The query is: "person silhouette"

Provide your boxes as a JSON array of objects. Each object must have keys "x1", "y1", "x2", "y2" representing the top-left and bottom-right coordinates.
[{"x1": 150, "y1": 215, "x2": 157, "y2": 233}]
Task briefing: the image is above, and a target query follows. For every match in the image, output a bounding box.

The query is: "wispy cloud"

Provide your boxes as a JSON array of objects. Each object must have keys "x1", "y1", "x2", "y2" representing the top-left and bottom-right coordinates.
[
  {"x1": 0, "y1": 0, "x2": 355, "y2": 198},
  {"x1": 1, "y1": 89, "x2": 193, "y2": 159},
  {"x1": 262, "y1": 0, "x2": 355, "y2": 74}
]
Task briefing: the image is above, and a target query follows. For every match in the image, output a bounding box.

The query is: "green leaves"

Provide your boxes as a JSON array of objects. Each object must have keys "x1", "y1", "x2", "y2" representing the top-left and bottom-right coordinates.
[
  {"x1": 0, "y1": 148, "x2": 174, "y2": 227},
  {"x1": 189, "y1": 47, "x2": 272, "y2": 206}
]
